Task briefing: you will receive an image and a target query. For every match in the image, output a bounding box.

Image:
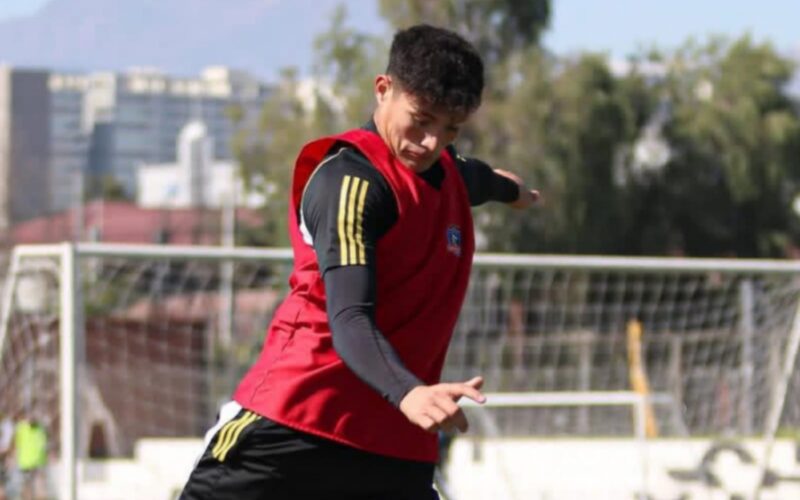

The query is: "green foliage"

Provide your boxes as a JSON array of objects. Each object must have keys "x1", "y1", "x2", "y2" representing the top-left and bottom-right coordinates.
[
  {"x1": 655, "y1": 36, "x2": 800, "y2": 257},
  {"x1": 232, "y1": 6, "x2": 382, "y2": 246},
  {"x1": 476, "y1": 50, "x2": 641, "y2": 253},
  {"x1": 234, "y1": 1, "x2": 800, "y2": 258},
  {"x1": 312, "y1": 6, "x2": 388, "y2": 125},
  {"x1": 85, "y1": 174, "x2": 131, "y2": 202},
  {"x1": 378, "y1": 0, "x2": 550, "y2": 65},
  {"x1": 231, "y1": 67, "x2": 333, "y2": 246}
]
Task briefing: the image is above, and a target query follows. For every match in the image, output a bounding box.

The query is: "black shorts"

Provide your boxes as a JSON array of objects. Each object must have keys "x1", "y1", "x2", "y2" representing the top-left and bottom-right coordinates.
[{"x1": 179, "y1": 405, "x2": 439, "y2": 500}]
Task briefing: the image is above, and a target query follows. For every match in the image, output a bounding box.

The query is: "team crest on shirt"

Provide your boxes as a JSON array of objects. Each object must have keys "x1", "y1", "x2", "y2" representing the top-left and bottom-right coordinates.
[{"x1": 446, "y1": 225, "x2": 462, "y2": 256}]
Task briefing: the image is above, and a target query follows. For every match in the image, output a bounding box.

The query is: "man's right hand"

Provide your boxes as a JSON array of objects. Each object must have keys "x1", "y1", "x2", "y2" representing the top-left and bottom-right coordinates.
[{"x1": 398, "y1": 376, "x2": 486, "y2": 433}]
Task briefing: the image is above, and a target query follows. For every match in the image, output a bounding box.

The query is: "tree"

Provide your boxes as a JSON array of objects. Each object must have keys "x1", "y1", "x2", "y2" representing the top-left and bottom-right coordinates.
[
  {"x1": 312, "y1": 6, "x2": 388, "y2": 126},
  {"x1": 232, "y1": 5, "x2": 383, "y2": 246},
  {"x1": 647, "y1": 36, "x2": 800, "y2": 257},
  {"x1": 85, "y1": 174, "x2": 131, "y2": 202},
  {"x1": 378, "y1": 0, "x2": 550, "y2": 66},
  {"x1": 234, "y1": 2, "x2": 800, "y2": 258},
  {"x1": 476, "y1": 50, "x2": 642, "y2": 253},
  {"x1": 231, "y1": 67, "x2": 326, "y2": 245}
]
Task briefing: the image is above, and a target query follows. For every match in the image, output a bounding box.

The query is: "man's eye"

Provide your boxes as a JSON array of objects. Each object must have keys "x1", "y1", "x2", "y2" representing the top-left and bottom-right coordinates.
[{"x1": 412, "y1": 116, "x2": 430, "y2": 127}]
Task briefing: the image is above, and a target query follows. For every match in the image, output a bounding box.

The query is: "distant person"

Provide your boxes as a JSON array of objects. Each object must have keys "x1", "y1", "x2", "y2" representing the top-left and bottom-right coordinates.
[
  {"x1": 180, "y1": 23, "x2": 539, "y2": 499},
  {"x1": 14, "y1": 417, "x2": 47, "y2": 500}
]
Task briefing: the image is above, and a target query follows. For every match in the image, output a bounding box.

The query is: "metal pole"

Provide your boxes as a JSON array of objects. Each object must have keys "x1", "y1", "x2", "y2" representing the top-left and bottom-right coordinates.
[
  {"x1": 219, "y1": 192, "x2": 235, "y2": 349},
  {"x1": 739, "y1": 279, "x2": 755, "y2": 435},
  {"x1": 634, "y1": 395, "x2": 650, "y2": 500},
  {"x1": 753, "y1": 293, "x2": 800, "y2": 499},
  {"x1": 59, "y1": 243, "x2": 78, "y2": 500},
  {"x1": 0, "y1": 249, "x2": 20, "y2": 358},
  {"x1": 219, "y1": 192, "x2": 236, "y2": 399}
]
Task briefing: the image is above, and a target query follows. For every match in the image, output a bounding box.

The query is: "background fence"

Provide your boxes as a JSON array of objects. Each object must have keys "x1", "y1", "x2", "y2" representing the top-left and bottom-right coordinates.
[{"x1": 3, "y1": 244, "x2": 800, "y2": 498}]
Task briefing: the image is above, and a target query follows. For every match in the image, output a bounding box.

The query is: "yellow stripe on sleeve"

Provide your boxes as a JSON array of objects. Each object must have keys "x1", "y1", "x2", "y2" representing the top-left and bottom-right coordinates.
[
  {"x1": 337, "y1": 176, "x2": 352, "y2": 265},
  {"x1": 355, "y1": 180, "x2": 369, "y2": 265},
  {"x1": 347, "y1": 177, "x2": 361, "y2": 264}
]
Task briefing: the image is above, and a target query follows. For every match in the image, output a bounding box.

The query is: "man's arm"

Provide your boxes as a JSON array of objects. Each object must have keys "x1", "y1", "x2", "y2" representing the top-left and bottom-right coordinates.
[
  {"x1": 302, "y1": 147, "x2": 486, "y2": 433},
  {"x1": 449, "y1": 146, "x2": 540, "y2": 208},
  {"x1": 324, "y1": 267, "x2": 422, "y2": 406},
  {"x1": 301, "y1": 148, "x2": 421, "y2": 406}
]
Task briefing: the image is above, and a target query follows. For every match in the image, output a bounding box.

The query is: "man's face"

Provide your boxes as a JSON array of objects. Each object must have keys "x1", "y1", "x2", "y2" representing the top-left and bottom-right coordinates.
[{"x1": 374, "y1": 75, "x2": 471, "y2": 172}]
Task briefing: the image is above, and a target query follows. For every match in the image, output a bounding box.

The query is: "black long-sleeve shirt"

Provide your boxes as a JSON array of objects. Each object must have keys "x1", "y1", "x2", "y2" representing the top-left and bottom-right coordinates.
[{"x1": 301, "y1": 120, "x2": 519, "y2": 406}]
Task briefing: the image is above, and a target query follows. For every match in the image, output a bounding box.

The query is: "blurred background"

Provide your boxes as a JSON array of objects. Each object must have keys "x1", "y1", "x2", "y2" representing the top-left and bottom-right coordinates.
[
  {"x1": 1, "y1": 0, "x2": 799, "y2": 258},
  {"x1": 2, "y1": 2, "x2": 800, "y2": 499}
]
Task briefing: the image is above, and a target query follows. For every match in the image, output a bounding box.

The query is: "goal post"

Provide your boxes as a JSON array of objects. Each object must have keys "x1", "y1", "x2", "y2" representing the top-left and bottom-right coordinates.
[{"x1": 3, "y1": 243, "x2": 800, "y2": 499}]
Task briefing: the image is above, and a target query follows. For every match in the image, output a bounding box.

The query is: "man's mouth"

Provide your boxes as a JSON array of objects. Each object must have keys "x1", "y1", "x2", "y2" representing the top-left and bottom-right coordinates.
[{"x1": 405, "y1": 151, "x2": 427, "y2": 162}]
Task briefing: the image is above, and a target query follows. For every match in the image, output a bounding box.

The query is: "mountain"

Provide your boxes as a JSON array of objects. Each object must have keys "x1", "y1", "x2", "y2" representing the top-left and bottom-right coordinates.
[{"x1": 0, "y1": 0, "x2": 387, "y2": 79}]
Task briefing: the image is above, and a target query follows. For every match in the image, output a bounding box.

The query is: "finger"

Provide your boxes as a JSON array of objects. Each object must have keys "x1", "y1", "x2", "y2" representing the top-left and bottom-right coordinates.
[
  {"x1": 431, "y1": 402, "x2": 463, "y2": 433},
  {"x1": 465, "y1": 376, "x2": 484, "y2": 390},
  {"x1": 446, "y1": 384, "x2": 485, "y2": 404},
  {"x1": 432, "y1": 396, "x2": 470, "y2": 433},
  {"x1": 448, "y1": 408, "x2": 469, "y2": 433},
  {"x1": 426, "y1": 405, "x2": 451, "y2": 426},
  {"x1": 437, "y1": 418, "x2": 459, "y2": 433},
  {"x1": 433, "y1": 395, "x2": 462, "y2": 418},
  {"x1": 529, "y1": 190, "x2": 540, "y2": 203},
  {"x1": 417, "y1": 414, "x2": 439, "y2": 433}
]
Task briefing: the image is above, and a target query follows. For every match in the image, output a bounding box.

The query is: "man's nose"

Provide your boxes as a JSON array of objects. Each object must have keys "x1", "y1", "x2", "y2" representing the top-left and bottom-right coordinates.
[{"x1": 420, "y1": 132, "x2": 441, "y2": 152}]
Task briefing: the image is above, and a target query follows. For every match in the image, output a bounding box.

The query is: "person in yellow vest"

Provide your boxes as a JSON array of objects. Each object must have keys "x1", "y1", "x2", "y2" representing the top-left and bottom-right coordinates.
[{"x1": 13, "y1": 417, "x2": 47, "y2": 500}]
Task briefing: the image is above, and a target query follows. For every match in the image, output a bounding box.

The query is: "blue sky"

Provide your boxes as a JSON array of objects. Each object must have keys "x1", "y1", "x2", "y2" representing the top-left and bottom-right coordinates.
[
  {"x1": 0, "y1": 0, "x2": 47, "y2": 19},
  {"x1": 544, "y1": 0, "x2": 800, "y2": 58},
  {"x1": 2, "y1": 0, "x2": 799, "y2": 62}
]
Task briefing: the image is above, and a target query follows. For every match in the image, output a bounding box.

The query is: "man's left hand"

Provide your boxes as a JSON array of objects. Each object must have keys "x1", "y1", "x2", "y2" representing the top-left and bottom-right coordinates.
[{"x1": 494, "y1": 169, "x2": 540, "y2": 209}]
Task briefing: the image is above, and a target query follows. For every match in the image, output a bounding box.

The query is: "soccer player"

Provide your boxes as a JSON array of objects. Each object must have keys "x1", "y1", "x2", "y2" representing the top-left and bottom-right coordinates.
[{"x1": 180, "y1": 24, "x2": 539, "y2": 500}]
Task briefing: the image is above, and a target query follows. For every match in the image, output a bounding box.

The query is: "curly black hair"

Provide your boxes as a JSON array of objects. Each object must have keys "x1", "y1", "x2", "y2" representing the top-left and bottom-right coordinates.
[{"x1": 386, "y1": 24, "x2": 484, "y2": 115}]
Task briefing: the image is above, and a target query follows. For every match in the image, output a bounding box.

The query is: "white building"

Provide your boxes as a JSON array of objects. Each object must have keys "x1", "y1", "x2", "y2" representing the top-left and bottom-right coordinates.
[{"x1": 137, "y1": 121, "x2": 263, "y2": 209}]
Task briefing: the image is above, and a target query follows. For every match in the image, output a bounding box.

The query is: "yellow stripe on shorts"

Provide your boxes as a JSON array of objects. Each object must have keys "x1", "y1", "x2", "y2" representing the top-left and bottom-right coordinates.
[{"x1": 212, "y1": 411, "x2": 260, "y2": 461}]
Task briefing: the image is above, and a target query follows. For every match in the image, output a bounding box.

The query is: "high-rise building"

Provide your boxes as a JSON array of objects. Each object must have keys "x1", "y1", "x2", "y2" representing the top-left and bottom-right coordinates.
[
  {"x1": 49, "y1": 72, "x2": 90, "y2": 213},
  {"x1": 0, "y1": 67, "x2": 50, "y2": 234},
  {"x1": 84, "y1": 66, "x2": 271, "y2": 195},
  {"x1": 2, "y1": 65, "x2": 272, "y2": 223}
]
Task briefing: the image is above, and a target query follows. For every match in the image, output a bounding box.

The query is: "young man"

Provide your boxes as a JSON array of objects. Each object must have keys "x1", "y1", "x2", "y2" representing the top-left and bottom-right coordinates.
[{"x1": 180, "y1": 24, "x2": 539, "y2": 499}]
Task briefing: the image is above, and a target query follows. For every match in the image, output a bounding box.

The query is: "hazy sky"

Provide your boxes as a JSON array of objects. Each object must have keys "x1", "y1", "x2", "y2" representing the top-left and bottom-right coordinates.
[
  {"x1": 0, "y1": 0, "x2": 48, "y2": 19},
  {"x1": 1, "y1": 0, "x2": 798, "y2": 62},
  {"x1": 544, "y1": 0, "x2": 800, "y2": 57}
]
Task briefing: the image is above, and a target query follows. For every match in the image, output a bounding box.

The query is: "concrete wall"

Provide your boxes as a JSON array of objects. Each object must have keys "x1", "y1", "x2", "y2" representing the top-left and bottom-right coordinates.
[
  {"x1": 53, "y1": 437, "x2": 800, "y2": 500},
  {"x1": 446, "y1": 438, "x2": 800, "y2": 500}
]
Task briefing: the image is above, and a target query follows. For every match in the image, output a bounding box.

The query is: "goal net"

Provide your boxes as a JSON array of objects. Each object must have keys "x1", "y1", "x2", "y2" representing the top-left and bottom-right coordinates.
[{"x1": 2, "y1": 244, "x2": 800, "y2": 499}]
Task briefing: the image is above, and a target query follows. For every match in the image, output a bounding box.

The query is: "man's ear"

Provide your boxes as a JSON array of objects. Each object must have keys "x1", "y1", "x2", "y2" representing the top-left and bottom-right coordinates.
[{"x1": 374, "y1": 74, "x2": 392, "y2": 104}]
